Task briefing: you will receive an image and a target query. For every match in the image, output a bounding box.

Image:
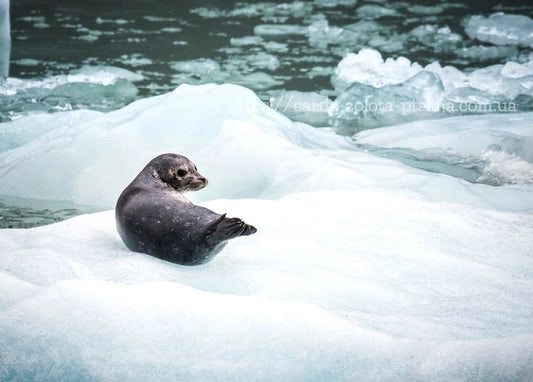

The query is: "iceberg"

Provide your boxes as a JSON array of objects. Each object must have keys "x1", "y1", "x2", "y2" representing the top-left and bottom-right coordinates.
[
  {"x1": 330, "y1": 71, "x2": 445, "y2": 132},
  {"x1": 1, "y1": 84, "x2": 533, "y2": 380},
  {"x1": 330, "y1": 48, "x2": 533, "y2": 132},
  {"x1": 1, "y1": 83, "x2": 532, "y2": 212}
]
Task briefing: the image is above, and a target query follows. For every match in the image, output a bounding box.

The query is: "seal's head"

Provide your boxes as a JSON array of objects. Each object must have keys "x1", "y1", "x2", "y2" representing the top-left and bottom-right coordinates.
[{"x1": 148, "y1": 153, "x2": 207, "y2": 192}]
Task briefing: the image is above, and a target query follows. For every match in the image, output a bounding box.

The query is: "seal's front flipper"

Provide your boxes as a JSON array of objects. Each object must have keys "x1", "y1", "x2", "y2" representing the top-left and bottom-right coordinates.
[{"x1": 207, "y1": 214, "x2": 257, "y2": 244}]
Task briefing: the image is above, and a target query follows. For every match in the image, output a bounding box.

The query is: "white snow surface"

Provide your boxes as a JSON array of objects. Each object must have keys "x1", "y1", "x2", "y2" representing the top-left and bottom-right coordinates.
[{"x1": 1, "y1": 84, "x2": 532, "y2": 381}]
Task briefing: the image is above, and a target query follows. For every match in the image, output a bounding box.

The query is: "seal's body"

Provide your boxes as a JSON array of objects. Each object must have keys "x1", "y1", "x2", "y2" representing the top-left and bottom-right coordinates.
[{"x1": 115, "y1": 154, "x2": 256, "y2": 265}]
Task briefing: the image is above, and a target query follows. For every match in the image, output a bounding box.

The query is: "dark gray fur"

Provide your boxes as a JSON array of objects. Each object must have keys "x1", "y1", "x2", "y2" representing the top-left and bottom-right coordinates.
[{"x1": 115, "y1": 153, "x2": 256, "y2": 265}]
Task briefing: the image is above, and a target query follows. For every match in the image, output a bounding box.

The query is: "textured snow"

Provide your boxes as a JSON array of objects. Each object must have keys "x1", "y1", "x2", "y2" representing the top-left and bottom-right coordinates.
[
  {"x1": 1, "y1": 192, "x2": 532, "y2": 381},
  {"x1": 1, "y1": 84, "x2": 533, "y2": 380}
]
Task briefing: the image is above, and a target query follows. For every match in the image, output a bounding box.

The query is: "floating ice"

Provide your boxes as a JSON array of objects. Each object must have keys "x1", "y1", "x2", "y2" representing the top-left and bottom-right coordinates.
[
  {"x1": 18, "y1": 15, "x2": 49, "y2": 29},
  {"x1": 465, "y1": 13, "x2": 533, "y2": 48},
  {"x1": 119, "y1": 54, "x2": 153, "y2": 67},
  {"x1": 308, "y1": 18, "x2": 343, "y2": 48},
  {"x1": 356, "y1": 5, "x2": 400, "y2": 19},
  {"x1": 171, "y1": 58, "x2": 282, "y2": 90},
  {"x1": 313, "y1": 0, "x2": 358, "y2": 7},
  {"x1": 331, "y1": 71, "x2": 445, "y2": 131},
  {"x1": 171, "y1": 58, "x2": 222, "y2": 78},
  {"x1": 331, "y1": 48, "x2": 533, "y2": 132},
  {"x1": 332, "y1": 48, "x2": 423, "y2": 91},
  {"x1": 408, "y1": 24, "x2": 462, "y2": 53},
  {"x1": 0, "y1": 65, "x2": 141, "y2": 121},
  {"x1": 407, "y1": 5, "x2": 444, "y2": 15},
  {"x1": 230, "y1": 36, "x2": 263, "y2": 46},
  {"x1": 254, "y1": 24, "x2": 308, "y2": 38},
  {"x1": 457, "y1": 45, "x2": 519, "y2": 63},
  {"x1": 191, "y1": 2, "x2": 314, "y2": 21}
]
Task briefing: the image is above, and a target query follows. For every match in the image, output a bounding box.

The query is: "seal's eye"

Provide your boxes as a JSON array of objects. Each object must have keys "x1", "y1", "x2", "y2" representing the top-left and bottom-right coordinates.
[{"x1": 177, "y1": 169, "x2": 187, "y2": 177}]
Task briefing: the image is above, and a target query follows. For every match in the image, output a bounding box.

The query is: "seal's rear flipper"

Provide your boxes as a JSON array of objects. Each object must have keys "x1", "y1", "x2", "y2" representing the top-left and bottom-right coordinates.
[{"x1": 208, "y1": 214, "x2": 257, "y2": 244}]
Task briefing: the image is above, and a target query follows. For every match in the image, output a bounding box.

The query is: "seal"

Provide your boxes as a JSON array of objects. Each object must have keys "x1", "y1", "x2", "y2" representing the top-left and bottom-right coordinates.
[{"x1": 115, "y1": 153, "x2": 257, "y2": 265}]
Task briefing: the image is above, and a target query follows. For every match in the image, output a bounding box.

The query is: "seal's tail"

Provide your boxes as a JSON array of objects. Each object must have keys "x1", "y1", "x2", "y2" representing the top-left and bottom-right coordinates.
[{"x1": 209, "y1": 214, "x2": 257, "y2": 242}]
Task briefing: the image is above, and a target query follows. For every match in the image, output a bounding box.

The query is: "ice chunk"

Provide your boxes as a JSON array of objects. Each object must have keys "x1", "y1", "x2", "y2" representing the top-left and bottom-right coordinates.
[
  {"x1": 408, "y1": 24, "x2": 462, "y2": 53},
  {"x1": 331, "y1": 48, "x2": 533, "y2": 132},
  {"x1": 465, "y1": 13, "x2": 533, "y2": 48},
  {"x1": 423, "y1": 62, "x2": 467, "y2": 90},
  {"x1": 407, "y1": 5, "x2": 444, "y2": 15},
  {"x1": 332, "y1": 48, "x2": 423, "y2": 91},
  {"x1": 308, "y1": 18, "x2": 343, "y2": 48},
  {"x1": 243, "y1": 52, "x2": 280, "y2": 71},
  {"x1": 334, "y1": 47, "x2": 533, "y2": 96},
  {"x1": 119, "y1": 53, "x2": 153, "y2": 67},
  {"x1": 330, "y1": 71, "x2": 445, "y2": 131},
  {"x1": 467, "y1": 63, "x2": 533, "y2": 99},
  {"x1": 314, "y1": 0, "x2": 358, "y2": 7},
  {"x1": 254, "y1": 24, "x2": 308, "y2": 39},
  {"x1": 229, "y1": 36, "x2": 263, "y2": 46},
  {"x1": 170, "y1": 54, "x2": 279, "y2": 89},
  {"x1": 0, "y1": 65, "x2": 140, "y2": 121},
  {"x1": 191, "y1": 2, "x2": 314, "y2": 21},
  {"x1": 457, "y1": 45, "x2": 519, "y2": 63},
  {"x1": 171, "y1": 58, "x2": 222, "y2": 77},
  {"x1": 356, "y1": 5, "x2": 400, "y2": 19}
]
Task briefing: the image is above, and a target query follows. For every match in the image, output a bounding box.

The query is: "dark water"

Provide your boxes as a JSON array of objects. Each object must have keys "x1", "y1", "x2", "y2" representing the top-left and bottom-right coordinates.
[
  {"x1": 2, "y1": 0, "x2": 533, "y2": 227},
  {"x1": 9, "y1": 0, "x2": 532, "y2": 100}
]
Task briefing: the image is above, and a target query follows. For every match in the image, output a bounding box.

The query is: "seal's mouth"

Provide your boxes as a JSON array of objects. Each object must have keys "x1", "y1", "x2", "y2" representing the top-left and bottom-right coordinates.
[{"x1": 185, "y1": 178, "x2": 208, "y2": 191}]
